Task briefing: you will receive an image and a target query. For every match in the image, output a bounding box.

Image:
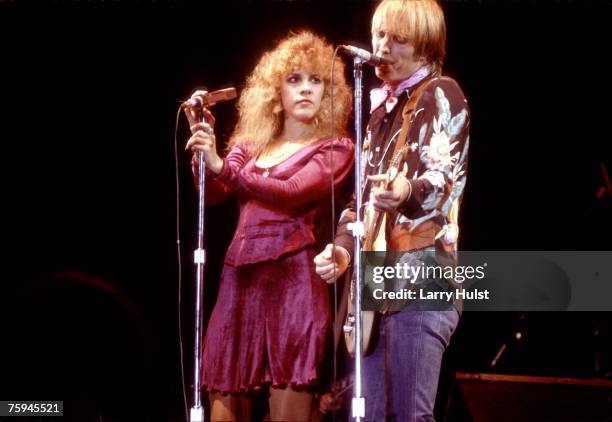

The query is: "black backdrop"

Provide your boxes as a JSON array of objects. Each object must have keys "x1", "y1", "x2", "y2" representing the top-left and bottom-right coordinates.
[{"x1": 1, "y1": 0, "x2": 611, "y2": 421}]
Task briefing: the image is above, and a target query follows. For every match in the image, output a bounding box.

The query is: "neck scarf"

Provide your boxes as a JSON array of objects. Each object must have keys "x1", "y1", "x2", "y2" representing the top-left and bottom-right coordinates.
[{"x1": 369, "y1": 66, "x2": 430, "y2": 113}]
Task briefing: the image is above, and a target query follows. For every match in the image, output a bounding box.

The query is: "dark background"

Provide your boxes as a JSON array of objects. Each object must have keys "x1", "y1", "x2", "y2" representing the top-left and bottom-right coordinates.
[{"x1": 1, "y1": 0, "x2": 611, "y2": 421}]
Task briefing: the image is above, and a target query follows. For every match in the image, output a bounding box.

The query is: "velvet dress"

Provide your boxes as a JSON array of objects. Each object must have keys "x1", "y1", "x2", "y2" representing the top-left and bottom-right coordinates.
[{"x1": 200, "y1": 137, "x2": 354, "y2": 394}]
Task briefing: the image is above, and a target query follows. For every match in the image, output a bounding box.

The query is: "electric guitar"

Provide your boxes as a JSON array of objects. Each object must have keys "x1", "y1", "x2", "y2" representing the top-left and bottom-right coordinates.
[{"x1": 343, "y1": 146, "x2": 409, "y2": 356}]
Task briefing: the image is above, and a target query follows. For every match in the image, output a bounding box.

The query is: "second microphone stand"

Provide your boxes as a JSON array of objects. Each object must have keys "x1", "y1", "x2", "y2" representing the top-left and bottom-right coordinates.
[{"x1": 350, "y1": 56, "x2": 366, "y2": 422}]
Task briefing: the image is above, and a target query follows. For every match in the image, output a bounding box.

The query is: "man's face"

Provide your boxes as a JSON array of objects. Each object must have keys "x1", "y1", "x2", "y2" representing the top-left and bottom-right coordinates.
[{"x1": 371, "y1": 24, "x2": 426, "y2": 87}]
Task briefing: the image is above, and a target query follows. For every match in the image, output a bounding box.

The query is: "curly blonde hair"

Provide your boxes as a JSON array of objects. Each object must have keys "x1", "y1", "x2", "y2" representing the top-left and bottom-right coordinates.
[{"x1": 228, "y1": 30, "x2": 352, "y2": 157}]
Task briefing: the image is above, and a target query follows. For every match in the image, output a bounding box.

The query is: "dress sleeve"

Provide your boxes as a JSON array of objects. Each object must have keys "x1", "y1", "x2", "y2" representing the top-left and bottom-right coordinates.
[
  {"x1": 400, "y1": 79, "x2": 470, "y2": 218},
  {"x1": 215, "y1": 138, "x2": 354, "y2": 209},
  {"x1": 191, "y1": 146, "x2": 249, "y2": 205}
]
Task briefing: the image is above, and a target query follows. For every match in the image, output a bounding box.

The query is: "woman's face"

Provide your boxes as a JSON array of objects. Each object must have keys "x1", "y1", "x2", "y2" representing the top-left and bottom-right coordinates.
[{"x1": 280, "y1": 69, "x2": 324, "y2": 125}]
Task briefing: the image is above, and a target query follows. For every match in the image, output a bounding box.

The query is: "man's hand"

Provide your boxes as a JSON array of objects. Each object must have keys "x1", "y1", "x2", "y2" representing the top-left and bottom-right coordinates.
[
  {"x1": 314, "y1": 243, "x2": 351, "y2": 283},
  {"x1": 368, "y1": 173, "x2": 411, "y2": 212}
]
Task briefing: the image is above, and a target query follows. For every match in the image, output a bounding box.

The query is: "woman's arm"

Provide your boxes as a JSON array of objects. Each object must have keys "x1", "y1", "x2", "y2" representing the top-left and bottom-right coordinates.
[
  {"x1": 191, "y1": 146, "x2": 249, "y2": 205},
  {"x1": 217, "y1": 138, "x2": 354, "y2": 209}
]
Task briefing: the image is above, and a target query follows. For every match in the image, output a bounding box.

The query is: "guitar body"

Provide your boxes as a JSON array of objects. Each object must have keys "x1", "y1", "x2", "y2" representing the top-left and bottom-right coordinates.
[{"x1": 344, "y1": 293, "x2": 379, "y2": 357}]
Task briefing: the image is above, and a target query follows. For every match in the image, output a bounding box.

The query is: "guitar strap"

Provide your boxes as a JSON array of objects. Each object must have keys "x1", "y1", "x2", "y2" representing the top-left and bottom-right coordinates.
[{"x1": 388, "y1": 77, "x2": 433, "y2": 169}]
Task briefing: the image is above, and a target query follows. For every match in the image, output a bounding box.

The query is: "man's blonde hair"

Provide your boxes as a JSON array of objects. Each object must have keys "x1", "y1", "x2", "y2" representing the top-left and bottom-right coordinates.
[{"x1": 372, "y1": 0, "x2": 446, "y2": 75}]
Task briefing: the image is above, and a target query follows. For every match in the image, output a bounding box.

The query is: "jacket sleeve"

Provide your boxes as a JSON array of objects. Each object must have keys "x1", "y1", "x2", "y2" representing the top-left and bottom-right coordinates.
[
  {"x1": 334, "y1": 199, "x2": 357, "y2": 260},
  {"x1": 215, "y1": 138, "x2": 354, "y2": 210},
  {"x1": 400, "y1": 79, "x2": 470, "y2": 218}
]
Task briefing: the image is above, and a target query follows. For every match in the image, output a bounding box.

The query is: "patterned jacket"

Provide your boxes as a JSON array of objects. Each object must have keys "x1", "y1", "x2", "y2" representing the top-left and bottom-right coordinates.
[{"x1": 335, "y1": 75, "x2": 470, "y2": 274}]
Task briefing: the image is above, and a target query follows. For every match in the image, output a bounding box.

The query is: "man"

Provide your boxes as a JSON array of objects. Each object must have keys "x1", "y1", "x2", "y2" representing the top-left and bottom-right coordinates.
[{"x1": 314, "y1": 0, "x2": 470, "y2": 420}]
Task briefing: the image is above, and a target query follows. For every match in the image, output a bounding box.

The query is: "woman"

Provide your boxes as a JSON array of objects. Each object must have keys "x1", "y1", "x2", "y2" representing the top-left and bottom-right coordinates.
[{"x1": 185, "y1": 31, "x2": 353, "y2": 421}]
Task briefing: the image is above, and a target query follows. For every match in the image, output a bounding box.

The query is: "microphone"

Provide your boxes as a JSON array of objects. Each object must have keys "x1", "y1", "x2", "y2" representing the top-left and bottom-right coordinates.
[
  {"x1": 339, "y1": 45, "x2": 392, "y2": 66},
  {"x1": 182, "y1": 87, "x2": 237, "y2": 109}
]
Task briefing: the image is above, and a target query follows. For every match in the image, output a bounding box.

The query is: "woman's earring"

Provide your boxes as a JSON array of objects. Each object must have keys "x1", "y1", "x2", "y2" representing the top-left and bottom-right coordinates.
[{"x1": 273, "y1": 104, "x2": 283, "y2": 114}]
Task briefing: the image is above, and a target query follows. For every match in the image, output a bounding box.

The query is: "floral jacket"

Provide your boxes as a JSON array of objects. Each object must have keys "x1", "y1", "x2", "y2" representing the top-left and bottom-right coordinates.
[{"x1": 335, "y1": 75, "x2": 470, "y2": 271}]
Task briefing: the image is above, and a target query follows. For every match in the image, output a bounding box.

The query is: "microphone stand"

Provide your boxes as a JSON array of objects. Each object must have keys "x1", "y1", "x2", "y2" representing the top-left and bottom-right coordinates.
[
  {"x1": 190, "y1": 114, "x2": 208, "y2": 422},
  {"x1": 349, "y1": 56, "x2": 366, "y2": 421}
]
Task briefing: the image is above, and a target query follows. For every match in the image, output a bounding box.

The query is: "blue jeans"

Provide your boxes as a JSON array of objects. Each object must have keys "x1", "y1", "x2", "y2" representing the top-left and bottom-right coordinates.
[{"x1": 363, "y1": 308, "x2": 460, "y2": 422}]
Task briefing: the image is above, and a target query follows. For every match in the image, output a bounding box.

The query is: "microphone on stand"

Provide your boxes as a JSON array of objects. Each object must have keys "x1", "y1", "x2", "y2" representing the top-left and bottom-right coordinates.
[
  {"x1": 339, "y1": 45, "x2": 392, "y2": 66},
  {"x1": 183, "y1": 85, "x2": 238, "y2": 422},
  {"x1": 181, "y1": 87, "x2": 237, "y2": 109}
]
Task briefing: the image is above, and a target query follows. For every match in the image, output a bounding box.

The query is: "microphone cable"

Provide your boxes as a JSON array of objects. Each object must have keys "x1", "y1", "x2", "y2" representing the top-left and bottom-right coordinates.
[
  {"x1": 173, "y1": 104, "x2": 189, "y2": 421},
  {"x1": 329, "y1": 45, "x2": 341, "y2": 422}
]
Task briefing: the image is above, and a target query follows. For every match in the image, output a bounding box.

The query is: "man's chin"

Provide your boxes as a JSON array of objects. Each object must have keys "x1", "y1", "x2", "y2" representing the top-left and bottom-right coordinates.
[{"x1": 375, "y1": 66, "x2": 392, "y2": 81}]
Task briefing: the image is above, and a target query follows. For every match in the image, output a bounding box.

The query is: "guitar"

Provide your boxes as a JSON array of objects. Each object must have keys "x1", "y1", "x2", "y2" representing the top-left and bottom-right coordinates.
[{"x1": 343, "y1": 146, "x2": 409, "y2": 356}]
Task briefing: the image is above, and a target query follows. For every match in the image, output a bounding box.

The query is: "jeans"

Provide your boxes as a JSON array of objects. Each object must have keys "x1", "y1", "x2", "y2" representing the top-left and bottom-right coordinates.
[{"x1": 363, "y1": 308, "x2": 460, "y2": 422}]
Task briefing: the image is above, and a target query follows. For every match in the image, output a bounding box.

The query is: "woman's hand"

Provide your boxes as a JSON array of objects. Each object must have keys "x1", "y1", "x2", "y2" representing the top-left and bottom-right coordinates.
[
  {"x1": 185, "y1": 121, "x2": 223, "y2": 174},
  {"x1": 183, "y1": 91, "x2": 222, "y2": 174},
  {"x1": 183, "y1": 90, "x2": 216, "y2": 129},
  {"x1": 314, "y1": 243, "x2": 351, "y2": 284}
]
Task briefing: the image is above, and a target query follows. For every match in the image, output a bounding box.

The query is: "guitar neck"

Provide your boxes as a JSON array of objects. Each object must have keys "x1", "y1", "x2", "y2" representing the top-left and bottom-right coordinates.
[{"x1": 363, "y1": 208, "x2": 382, "y2": 251}]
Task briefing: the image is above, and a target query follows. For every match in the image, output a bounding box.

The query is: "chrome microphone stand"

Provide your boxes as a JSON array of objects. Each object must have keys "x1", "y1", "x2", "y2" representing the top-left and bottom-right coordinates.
[
  {"x1": 183, "y1": 89, "x2": 237, "y2": 422},
  {"x1": 190, "y1": 118, "x2": 207, "y2": 422},
  {"x1": 349, "y1": 56, "x2": 366, "y2": 422}
]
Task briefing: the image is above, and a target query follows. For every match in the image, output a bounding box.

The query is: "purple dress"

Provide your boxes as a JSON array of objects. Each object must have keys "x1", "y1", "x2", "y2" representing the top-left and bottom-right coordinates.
[{"x1": 200, "y1": 137, "x2": 354, "y2": 394}]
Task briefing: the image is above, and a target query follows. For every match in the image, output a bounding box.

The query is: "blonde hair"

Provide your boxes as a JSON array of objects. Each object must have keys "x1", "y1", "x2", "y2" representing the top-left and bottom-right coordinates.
[
  {"x1": 228, "y1": 30, "x2": 352, "y2": 157},
  {"x1": 372, "y1": 0, "x2": 446, "y2": 75}
]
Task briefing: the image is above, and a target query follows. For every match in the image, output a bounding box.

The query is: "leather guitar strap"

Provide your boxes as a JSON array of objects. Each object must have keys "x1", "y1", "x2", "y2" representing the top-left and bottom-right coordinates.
[{"x1": 388, "y1": 78, "x2": 432, "y2": 166}]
